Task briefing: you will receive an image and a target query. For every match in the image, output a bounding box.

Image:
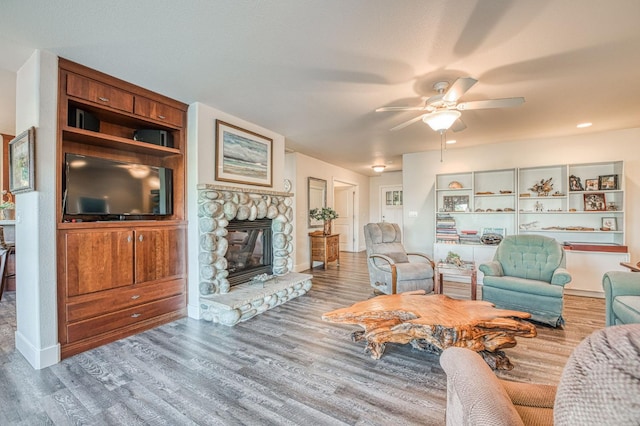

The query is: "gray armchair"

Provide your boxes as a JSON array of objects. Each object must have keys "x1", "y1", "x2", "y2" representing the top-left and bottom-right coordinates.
[
  {"x1": 479, "y1": 235, "x2": 571, "y2": 327},
  {"x1": 603, "y1": 271, "x2": 640, "y2": 326},
  {"x1": 363, "y1": 222, "x2": 434, "y2": 294},
  {"x1": 440, "y1": 324, "x2": 640, "y2": 425}
]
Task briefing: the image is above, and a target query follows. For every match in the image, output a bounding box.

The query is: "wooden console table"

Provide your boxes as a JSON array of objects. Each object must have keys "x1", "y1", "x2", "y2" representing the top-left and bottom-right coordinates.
[{"x1": 309, "y1": 232, "x2": 340, "y2": 270}]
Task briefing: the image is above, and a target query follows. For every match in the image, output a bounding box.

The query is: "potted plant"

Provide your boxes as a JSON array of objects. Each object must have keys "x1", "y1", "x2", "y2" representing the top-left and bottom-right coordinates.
[
  {"x1": 309, "y1": 207, "x2": 339, "y2": 235},
  {"x1": 0, "y1": 191, "x2": 15, "y2": 220}
]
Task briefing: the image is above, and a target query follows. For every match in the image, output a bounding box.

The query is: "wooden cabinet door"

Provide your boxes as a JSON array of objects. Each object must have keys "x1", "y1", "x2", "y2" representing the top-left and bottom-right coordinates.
[
  {"x1": 66, "y1": 73, "x2": 134, "y2": 113},
  {"x1": 64, "y1": 230, "x2": 134, "y2": 296},
  {"x1": 134, "y1": 226, "x2": 186, "y2": 283},
  {"x1": 134, "y1": 96, "x2": 184, "y2": 127}
]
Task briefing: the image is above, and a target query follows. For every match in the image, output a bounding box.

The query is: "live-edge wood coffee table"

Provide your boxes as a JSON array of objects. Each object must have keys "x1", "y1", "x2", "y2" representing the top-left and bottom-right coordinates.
[{"x1": 322, "y1": 292, "x2": 536, "y2": 370}]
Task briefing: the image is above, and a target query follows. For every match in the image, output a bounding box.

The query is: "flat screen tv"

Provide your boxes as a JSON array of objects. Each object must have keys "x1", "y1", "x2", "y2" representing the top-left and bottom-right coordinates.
[{"x1": 64, "y1": 153, "x2": 172, "y2": 218}]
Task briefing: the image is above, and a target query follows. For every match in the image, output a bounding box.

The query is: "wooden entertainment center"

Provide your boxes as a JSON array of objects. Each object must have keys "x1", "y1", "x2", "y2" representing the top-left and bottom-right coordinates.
[{"x1": 56, "y1": 59, "x2": 187, "y2": 358}]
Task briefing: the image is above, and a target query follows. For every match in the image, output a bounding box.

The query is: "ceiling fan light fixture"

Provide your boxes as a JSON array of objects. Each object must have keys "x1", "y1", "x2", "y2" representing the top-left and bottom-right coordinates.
[
  {"x1": 372, "y1": 165, "x2": 386, "y2": 173},
  {"x1": 422, "y1": 110, "x2": 461, "y2": 132}
]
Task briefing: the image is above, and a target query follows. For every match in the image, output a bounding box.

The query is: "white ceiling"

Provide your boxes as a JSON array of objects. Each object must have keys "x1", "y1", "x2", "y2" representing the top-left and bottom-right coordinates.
[{"x1": 1, "y1": 0, "x2": 639, "y2": 175}]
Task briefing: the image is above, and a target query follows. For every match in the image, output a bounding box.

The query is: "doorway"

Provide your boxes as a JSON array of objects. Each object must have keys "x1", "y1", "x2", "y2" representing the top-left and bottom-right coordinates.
[
  {"x1": 379, "y1": 185, "x2": 403, "y2": 229},
  {"x1": 333, "y1": 179, "x2": 358, "y2": 252}
]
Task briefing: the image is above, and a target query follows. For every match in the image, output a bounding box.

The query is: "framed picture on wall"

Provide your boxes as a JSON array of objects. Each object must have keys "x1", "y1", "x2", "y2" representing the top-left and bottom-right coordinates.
[
  {"x1": 9, "y1": 126, "x2": 35, "y2": 194},
  {"x1": 598, "y1": 174, "x2": 618, "y2": 190},
  {"x1": 584, "y1": 178, "x2": 599, "y2": 191},
  {"x1": 583, "y1": 192, "x2": 606, "y2": 211},
  {"x1": 601, "y1": 217, "x2": 617, "y2": 231},
  {"x1": 215, "y1": 120, "x2": 273, "y2": 187}
]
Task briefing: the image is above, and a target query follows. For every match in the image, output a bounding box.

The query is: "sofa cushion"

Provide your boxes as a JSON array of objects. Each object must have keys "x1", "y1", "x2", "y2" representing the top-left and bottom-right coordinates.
[
  {"x1": 482, "y1": 276, "x2": 564, "y2": 298},
  {"x1": 612, "y1": 296, "x2": 640, "y2": 325}
]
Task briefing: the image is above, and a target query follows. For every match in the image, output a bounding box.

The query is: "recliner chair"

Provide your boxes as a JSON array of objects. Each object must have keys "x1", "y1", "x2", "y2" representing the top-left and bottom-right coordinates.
[
  {"x1": 363, "y1": 222, "x2": 435, "y2": 294},
  {"x1": 479, "y1": 234, "x2": 571, "y2": 327}
]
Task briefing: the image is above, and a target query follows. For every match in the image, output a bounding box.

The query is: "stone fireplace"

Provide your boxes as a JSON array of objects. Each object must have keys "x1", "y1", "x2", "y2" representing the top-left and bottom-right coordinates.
[{"x1": 197, "y1": 184, "x2": 312, "y2": 325}]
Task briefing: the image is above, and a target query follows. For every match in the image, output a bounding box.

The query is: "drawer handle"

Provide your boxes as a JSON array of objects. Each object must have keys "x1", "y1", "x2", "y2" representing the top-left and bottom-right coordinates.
[
  {"x1": 127, "y1": 235, "x2": 132, "y2": 243},
  {"x1": 157, "y1": 115, "x2": 166, "y2": 120},
  {"x1": 98, "y1": 96, "x2": 110, "y2": 102},
  {"x1": 131, "y1": 295, "x2": 140, "y2": 300},
  {"x1": 131, "y1": 313, "x2": 142, "y2": 318},
  {"x1": 139, "y1": 234, "x2": 144, "y2": 242}
]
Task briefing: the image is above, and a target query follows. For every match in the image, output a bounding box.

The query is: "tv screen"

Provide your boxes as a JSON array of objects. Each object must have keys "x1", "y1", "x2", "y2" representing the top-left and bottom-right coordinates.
[{"x1": 64, "y1": 153, "x2": 172, "y2": 217}]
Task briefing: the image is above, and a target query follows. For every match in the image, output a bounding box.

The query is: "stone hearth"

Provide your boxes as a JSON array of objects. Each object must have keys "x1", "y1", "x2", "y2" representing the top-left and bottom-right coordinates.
[{"x1": 197, "y1": 184, "x2": 312, "y2": 325}]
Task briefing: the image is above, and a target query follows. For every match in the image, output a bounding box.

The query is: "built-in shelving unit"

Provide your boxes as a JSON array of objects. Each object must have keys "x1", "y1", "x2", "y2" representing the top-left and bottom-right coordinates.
[
  {"x1": 434, "y1": 162, "x2": 628, "y2": 295},
  {"x1": 56, "y1": 58, "x2": 188, "y2": 358}
]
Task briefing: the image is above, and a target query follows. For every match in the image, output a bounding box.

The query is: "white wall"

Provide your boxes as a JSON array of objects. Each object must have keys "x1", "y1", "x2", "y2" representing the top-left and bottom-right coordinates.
[
  {"x1": 0, "y1": 68, "x2": 16, "y2": 135},
  {"x1": 186, "y1": 102, "x2": 286, "y2": 318},
  {"x1": 369, "y1": 171, "x2": 402, "y2": 223},
  {"x1": 290, "y1": 152, "x2": 369, "y2": 271},
  {"x1": 14, "y1": 50, "x2": 60, "y2": 369},
  {"x1": 402, "y1": 128, "x2": 640, "y2": 259}
]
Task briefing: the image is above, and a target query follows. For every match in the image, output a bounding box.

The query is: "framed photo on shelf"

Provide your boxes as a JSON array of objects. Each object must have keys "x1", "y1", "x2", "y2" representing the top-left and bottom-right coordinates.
[
  {"x1": 583, "y1": 192, "x2": 607, "y2": 211},
  {"x1": 443, "y1": 195, "x2": 469, "y2": 212},
  {"x1": 9, "y1": 126, "x2": 36, "y2": 194},
  {"x1": 584, "y1": 178, "x2": 599, "y2": 191},
  {"x1": 215, "y1": 119, "x2": 273, "y2": 187},
  {"x1": 598, "y1": 174, "x2": 618, "y2": 190},
  {"x1": 601, "y1": 217, "x2": 618, "y2": 231}
]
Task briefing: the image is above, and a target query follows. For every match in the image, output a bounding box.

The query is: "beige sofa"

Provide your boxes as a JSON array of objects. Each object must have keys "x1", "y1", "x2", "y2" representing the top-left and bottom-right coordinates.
[{"x1": 440, "y1": 324, "x2": 640, "y2": 425}]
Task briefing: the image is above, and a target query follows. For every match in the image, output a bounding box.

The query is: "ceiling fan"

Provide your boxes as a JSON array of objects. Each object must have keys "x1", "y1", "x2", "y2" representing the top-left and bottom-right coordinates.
[{"x1": 376, "y1": 77, "x2": 525, "y2": 133}]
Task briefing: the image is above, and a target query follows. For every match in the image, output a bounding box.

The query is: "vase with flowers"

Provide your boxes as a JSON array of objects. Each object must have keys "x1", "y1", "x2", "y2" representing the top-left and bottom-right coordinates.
[{"x1": 309, "y1": 207, "x2": 339, "y2": 235}]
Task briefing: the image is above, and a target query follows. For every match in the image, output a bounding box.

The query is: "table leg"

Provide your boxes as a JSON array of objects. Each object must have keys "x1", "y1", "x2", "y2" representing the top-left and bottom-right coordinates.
[
  {"x1": 436, "y1": 272, "x2": 444, "y2": 294},
  {"x1": 471, "y1": 269, "x2": 477, "y2": 301}
]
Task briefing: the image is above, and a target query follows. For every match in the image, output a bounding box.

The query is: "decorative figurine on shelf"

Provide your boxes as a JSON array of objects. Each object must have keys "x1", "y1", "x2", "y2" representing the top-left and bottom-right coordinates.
[
  {"x1": 309, "y1": 207, "x2": 339, "y2": 235},
  {"x1": 529, "y1": 177, "x2": 554, "y2": 196},
  {"x1": 535, "y1": 201, "x2": 544, "y2": 212},
  {"x1": 569, "y1": 175, "x2": 584, "y2": 191}
]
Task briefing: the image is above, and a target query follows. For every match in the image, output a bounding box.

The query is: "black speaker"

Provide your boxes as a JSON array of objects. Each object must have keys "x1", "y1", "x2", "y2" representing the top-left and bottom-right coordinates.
[
  {"x1": 133, "y1": 129, "x2": 173, "y2": 148},
  {"x1": 68, "y1": 107, "x2": 100, "y2": 132}
]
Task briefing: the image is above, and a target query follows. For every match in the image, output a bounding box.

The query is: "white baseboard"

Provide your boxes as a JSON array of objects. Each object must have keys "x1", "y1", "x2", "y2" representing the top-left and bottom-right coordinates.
[
  {"x1": 187, "y1": 303, "x2": 201, "y2": 319},
  {"x1": 15, "y1": 331, "x2": 60, "y2": 369}
]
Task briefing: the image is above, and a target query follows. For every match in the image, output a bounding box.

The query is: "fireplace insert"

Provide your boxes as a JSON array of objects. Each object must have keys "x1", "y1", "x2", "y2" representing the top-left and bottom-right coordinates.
[{"x1": 225, "y1": 219, "x2": 273, "y2": 286}]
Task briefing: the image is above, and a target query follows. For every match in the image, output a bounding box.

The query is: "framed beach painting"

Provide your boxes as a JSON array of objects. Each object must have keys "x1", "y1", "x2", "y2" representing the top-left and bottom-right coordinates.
[
  {"x1": 9, "y1": 126, "x2": 35, "y2": 194},
  {"x1": 215, "y1": 120, "x2": 273, "y2": 187}
]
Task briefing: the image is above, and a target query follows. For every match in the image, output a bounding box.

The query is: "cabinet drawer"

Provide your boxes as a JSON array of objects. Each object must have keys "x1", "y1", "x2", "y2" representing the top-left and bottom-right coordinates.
[
  {"x1": 67, "y1": 73, "x2": 134, "y2": 113},
  {"x1": 66, "y1": 278, "x2": 185, "y2": 322},
  {"x1": 66, "y1": 293, "x2": 185, "y2": 343},
  {"x1": 134, "y1": 96, "x2": 184, "y2": 127}
]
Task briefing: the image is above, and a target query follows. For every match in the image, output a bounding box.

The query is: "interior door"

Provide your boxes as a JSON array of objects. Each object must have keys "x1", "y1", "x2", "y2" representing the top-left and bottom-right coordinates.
[
  {"x1": 380, "y1": 185, "x2": 403, "y2": 228},
  {"x1": 334, "y1": 185, "x2": 355, "y2": 251}
]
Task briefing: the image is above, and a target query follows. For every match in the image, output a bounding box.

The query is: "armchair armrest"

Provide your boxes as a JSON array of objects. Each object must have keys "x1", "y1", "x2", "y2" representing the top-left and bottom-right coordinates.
[
  {"x1": 407, "y1": 252, "x2": 435, "y2": 269},
  {"x1": 440, "y1": 348, "x2": 525, "y2": 426},
  {"x1": 369, "y1": 254, "x2": 398, "y2": 294},
  {"x1": 551, "y1": 267, "x2": 572, "y2": 286},
  {"x1": 479, "y1": 261, "x2": 503, "y2": 277},
  {"x1": 603, "y1": 271, "x2": 640, "y2": 298}
]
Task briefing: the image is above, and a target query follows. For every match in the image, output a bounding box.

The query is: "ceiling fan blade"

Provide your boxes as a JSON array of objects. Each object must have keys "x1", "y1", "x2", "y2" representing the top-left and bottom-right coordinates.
[
  {"x1": 442, "y1": 77, "x2": 478, "y2": 102},
  {"x1": 390, "y1": 115, "x2": 425, "y2": 131},
  {"x1": 457, "y1": 97, "x2": 525, "y2": 110},
  {"x1": 375, "y1": 106, "x2": 426, "y2": 112},
  {"x1": 451, "y1": 118, "x2": 467, "y2": 132}
]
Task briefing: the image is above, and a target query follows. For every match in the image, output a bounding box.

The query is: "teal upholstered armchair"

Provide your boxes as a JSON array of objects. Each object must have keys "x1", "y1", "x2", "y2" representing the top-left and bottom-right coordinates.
[
  {"x1": 479, "y1": 235, "x2": 571, "y2": 327},
  {"x1": 603, "y1": 271, "x2": 640, "y2": 326},
  {"x1": 363, "y1": 222, "x2": 435, "y2": 294}
]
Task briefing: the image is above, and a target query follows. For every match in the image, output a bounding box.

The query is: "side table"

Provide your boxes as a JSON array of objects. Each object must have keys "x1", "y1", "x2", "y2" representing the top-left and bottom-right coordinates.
[
  {"x1": 435, "y1": 261, "x2": 477, "y2": 300},
  {"x1": 309, "y1": 232, "x2": 340, "y2": 270}
]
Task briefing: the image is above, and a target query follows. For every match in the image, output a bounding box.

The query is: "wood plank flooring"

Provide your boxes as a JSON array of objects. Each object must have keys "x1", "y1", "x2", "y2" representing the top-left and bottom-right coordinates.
[{"x1": 0, "y1": 251, "x2": 605, "y2": 425}]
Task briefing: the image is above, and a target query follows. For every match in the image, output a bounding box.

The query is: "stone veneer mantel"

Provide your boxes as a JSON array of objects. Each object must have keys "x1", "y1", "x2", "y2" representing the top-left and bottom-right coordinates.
[{"x1": 198, "y1": 183, "x2": 312, "y2": 325}]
